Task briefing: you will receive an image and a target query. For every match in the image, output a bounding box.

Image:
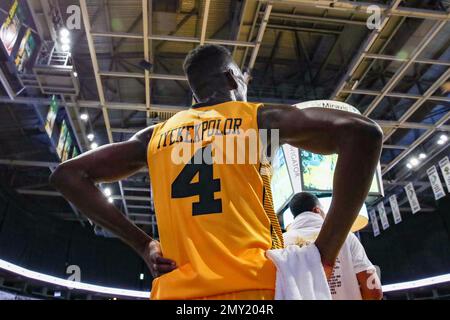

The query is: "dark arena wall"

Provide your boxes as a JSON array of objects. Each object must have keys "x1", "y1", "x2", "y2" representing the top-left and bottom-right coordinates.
[{"x1": 0, "y1": 186, "x2": 151, "y2": 291}]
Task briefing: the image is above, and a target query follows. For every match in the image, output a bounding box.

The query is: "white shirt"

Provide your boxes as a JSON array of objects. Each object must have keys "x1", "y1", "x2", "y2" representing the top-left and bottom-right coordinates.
[{"x1": 283, "y1": 211, "x2": 375, "y2": 300}]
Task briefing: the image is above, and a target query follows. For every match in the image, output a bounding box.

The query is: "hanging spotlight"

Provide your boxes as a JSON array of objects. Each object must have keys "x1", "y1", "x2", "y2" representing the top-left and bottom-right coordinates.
[
  {"x1": 437, "y1": 134, "x2": 447, "y2": 145},
  {"x1": 406, "y1": 163, "x2": 413, "y2": 169},
  {"x1": 60, "y1": 36, "x2": 70, "y2": 45},
  {"x1": 61, "y1": 44, "x2": 70, "y2": 52},
  {"x1": 80, "y1": 113, "x2": 89, "y2": 121},
  {"x1": 103, "y1": 188, "x2": 112, "y2": 197},
  {"x1": 59, "y1": 28, "x2": 70, "y2": 38},
  {"x1": 108, "y1": 197, "x2": 114, "y2": 203},
  {"x1": 418, "y1": 153, "x2": 427, "y2": 160},
  {"x1": 90, "y1": 142, "x2": 98, "y2": 150},
  {"x1": 409, "y1": 157, "x2": 419, "y2": 167},
  {"x1": 87, "y1": 133, "x2": 95, "y2": 141}
]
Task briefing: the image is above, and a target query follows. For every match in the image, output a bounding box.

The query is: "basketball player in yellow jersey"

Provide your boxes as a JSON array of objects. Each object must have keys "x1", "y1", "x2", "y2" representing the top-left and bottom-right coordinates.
[{"x1": 50, "y1": 45, "x2": 383, "y2": 300}]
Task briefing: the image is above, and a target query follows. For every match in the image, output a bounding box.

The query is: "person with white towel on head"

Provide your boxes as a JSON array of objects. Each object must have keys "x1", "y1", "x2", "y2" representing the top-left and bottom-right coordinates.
[{"x1": 283, "y1": 192, "x2": 383, "y2": 300}]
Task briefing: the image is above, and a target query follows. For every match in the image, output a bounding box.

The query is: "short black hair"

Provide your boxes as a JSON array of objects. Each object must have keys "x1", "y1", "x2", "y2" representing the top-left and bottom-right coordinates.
[
  {"x1": 183, "y1": 44, "x2": 232, "y2": 82},
  {"x1": 289, "y1": 192, "x2": 321, "y2": 218}
]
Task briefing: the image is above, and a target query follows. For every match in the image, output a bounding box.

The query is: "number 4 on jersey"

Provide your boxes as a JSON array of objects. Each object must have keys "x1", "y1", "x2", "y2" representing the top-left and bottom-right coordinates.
[{"x1": 171, "y1": 145, "x2": 222, "y2": 215}]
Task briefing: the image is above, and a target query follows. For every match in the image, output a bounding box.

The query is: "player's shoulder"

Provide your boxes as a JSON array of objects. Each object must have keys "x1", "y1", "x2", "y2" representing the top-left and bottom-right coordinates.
[
  {"x1": 256, "y1": 103, "x2": 295, "y2": 130},
  {"x1": 130, "y1": 123, "x2": 163, "y2": 148}
]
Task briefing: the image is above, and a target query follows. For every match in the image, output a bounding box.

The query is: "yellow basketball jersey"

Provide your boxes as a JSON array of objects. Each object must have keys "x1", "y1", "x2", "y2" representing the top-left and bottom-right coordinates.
[{"x1": 147, "y1": 101, "x2": 284, "y2": 300}]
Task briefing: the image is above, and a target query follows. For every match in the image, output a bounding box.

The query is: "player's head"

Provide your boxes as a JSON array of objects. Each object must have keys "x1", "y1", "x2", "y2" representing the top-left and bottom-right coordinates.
[
  {"x1": 289, "y1": 192, "x2": 325, "y2": 219},
  {"x1": 183, "y1": 44, "x2": 249, "y2": 103}
]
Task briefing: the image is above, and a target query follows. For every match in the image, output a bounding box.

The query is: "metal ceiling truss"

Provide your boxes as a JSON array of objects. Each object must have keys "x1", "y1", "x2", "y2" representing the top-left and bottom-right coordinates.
[
  {"x1": 1, "y1": 0, "x2": 449, "y2": 228},
  {"x1": 58, "y1": 0, "x2": 450, "y2": 224}
]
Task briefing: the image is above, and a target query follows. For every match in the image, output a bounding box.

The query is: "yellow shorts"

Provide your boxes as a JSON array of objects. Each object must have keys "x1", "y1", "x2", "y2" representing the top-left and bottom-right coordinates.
[{"x1": 196, "y1": 289, "x2": 274, "y2": 300}]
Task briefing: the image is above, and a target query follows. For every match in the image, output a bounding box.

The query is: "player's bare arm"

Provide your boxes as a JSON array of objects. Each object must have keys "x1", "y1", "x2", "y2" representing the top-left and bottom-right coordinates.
[
  {"x1": 49, "y1": 126, "x2": 176, "y2": 277},
  {"x1": 258, "y1": 105, "x2": 383, "y2": 270}
]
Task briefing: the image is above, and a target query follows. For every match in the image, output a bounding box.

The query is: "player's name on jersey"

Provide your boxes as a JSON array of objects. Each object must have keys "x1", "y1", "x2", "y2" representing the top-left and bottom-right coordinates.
[{"x1": 156, "y1": 118, "x2": 244, "y2": 149}]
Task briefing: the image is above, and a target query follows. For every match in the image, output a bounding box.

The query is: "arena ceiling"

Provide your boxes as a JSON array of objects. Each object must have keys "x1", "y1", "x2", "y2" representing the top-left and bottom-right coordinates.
[{"x1": 0, "y1": 0, "x2": 449, "y2": 237}]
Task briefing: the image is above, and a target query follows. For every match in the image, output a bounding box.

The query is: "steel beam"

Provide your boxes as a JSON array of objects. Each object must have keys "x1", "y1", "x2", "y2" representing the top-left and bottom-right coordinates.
[
  {"x1": 0, "y1": 159, "x2": 59, "y2": 168},
  {"x1": 16, "y1": 188, "x2": 152, "y2": 202},
  {"x1": 199, "y1": 0, "x2": 211, "y2": 45},
  {"x1": 263, "y1": 0, "x2": 450, "y2": 21},
  {"x1": 232, "y1": 0, "x2": 249, "y2": 58},
  {"x1": 80, "y1": 0, "x2": 113, "y2": 143},
  {"x1": 363, "y1": 20, "x2": 448, "y2": 116},
  {"x1": 90, "y1": 31, "x2": 256, "y2": 47},
  {"x1": 248, "y1": 3, "x2": 272, "y2": 70},
  {"x1": 377, "y1": 121, "x2": 450, "y2": 131},
  {"x1": 266, "y1": 12, "x2": 367, "y2": 26},
  {"x1": 0, "y1": 96, "x2": 185, "y2": 112},
  {"x1": 98, "y1": 71, "x2": 187, "y2": 81},
  {"x1": 383, "y1": 143, "x2": 450, "y2": 196},
  {"x1": 123, "y1": 187, "x2": 150, "y2": 192},
  {"x1": 364, "y1": 53, "x2": 450, "y2": 67},
  {"x1": 143, "y1": 0, "x2": 151, "y2": 121},
  {"x1": 382, "y1": 68, "x2": 450, "y2": 143},
  {"x1": 340, "y1": 89, "x2": 450, "y2": 102},
  {"x1": 111, "y1": 195, "x2": 151, "y2": 201},
  {"x1": 16, "y1": 189, "x2": 60, "y2": 196},
  {"x1": 383, "y1": 145, "x2": 408, "y2": 150},
  {"x1": 240, "y1": 1, "x2": 261, "y2": 68},
  {"x1": 382, "y1": 111, "x2": 450, "y2": 175},
  {"x1": 127, "y1": 204, "x2": 152, "y2": 209},
  {"x1": 266, "y1": 24, "x2": 342, "y2": 35},
  {"x1": 111, "y1": 128, "x2": 142, "y2": 134},
  {"x1": 331, "y1": 0, "x2": 403, "y2": 99}
]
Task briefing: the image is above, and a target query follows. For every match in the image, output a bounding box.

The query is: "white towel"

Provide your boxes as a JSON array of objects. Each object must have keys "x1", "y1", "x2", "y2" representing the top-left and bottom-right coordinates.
[{"x1": 266, "y1": 244, "x2": 332, "y2": 300}]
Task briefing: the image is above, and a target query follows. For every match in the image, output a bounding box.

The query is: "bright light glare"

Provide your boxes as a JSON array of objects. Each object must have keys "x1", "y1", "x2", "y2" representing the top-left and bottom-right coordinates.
[
  {"x1": 0, "y1": 258, "x2": 449, "y2": 297},
  {"x1": 61, "y1": 44, "x2": 70, "y2": 52},
  {"x1": 103, "y1": 188, "x2": 112, "y2": 197},
  {"x1": 60, "y1": 36, "x2": 70, "y2": 45},
  {"x1": 0, "y1": 258, "x2": 150, "y2": 298},
  {"x1": 409, "y1": 158, "x2": 419, "y2": 166},
  {"x1": 59, "y1": 28, "x2": 70, "y2": 38}
]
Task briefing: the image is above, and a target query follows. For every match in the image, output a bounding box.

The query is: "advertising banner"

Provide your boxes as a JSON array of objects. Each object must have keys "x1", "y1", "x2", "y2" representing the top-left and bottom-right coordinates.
[
  {"x1": 404, "y1": 182, "x2": 421, "y2": 214},
  {"x1": 0, "y1": 0, "x2": 21, "y2": 56},
  {"x1": 44, "y1": 95, "x2": 58, "y2": 137},
  {"x1": 62, "y1": 133, "x2": 72, "y2": 162},
  {"x1": 427, "y1": 165, "x2": 445, "y2": 200},
  {"x1": 71, "y1": 147, "x2": 79, "y2": 159},
  {"x1": 389, "y1": 194, "x2": 402, "y2": 224},
  {"x1": 377, "y1": 201, "x2": 389, "y2": 230},
  {"x1": 56, "y1": 120, "x2": 68, "y2": 159},
  {"x1": 439, "y1": 156, "x2": 450, "y2": 193},
  {"x1": 369, "y1": 209, "x2": 380, "y2": 237},
  {"x1": 14, "y1": 27, "x2": 35, "y2": 73}
]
